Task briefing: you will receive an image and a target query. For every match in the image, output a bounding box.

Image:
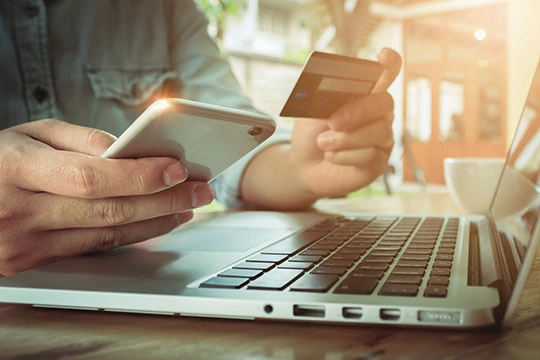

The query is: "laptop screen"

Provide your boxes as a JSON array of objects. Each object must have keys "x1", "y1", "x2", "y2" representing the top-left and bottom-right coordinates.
[
  {"x1": 491, "y1": 58, "x2": 540, "y2": 249},
  {"x1": 490, "y1": 58, "x2": 540, "y2": 321}
]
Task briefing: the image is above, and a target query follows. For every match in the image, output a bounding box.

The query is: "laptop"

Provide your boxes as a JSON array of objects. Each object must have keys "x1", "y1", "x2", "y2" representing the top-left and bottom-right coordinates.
[{"x1": 0, "y1": 59, "x2": 539, "y2": 330}]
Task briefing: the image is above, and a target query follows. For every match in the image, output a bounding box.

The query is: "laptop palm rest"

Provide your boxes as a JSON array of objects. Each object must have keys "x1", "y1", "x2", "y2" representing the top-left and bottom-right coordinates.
[{"x1": 2, "y1": 212, "x2": 326, "y2": 296}]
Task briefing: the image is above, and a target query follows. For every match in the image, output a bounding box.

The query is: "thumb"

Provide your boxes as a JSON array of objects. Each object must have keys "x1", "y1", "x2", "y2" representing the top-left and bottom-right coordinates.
[{"x1": 372, "y1": 48, "x2": 403, "y2": 93}]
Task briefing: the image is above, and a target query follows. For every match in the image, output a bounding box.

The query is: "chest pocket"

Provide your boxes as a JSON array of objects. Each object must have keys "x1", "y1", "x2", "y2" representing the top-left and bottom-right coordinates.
[{"x1": 86, "y1": 68, "x2": 178, "y2": 107}]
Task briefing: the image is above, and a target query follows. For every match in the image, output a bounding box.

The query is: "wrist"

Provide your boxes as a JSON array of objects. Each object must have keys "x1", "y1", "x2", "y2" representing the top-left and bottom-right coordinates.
[{"x1": 240, "y1": 143, "x2": 318, "y2": 210}]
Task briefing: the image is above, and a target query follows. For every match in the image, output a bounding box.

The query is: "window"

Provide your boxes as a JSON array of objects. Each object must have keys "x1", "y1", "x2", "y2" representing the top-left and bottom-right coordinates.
[
  {"x1": 258, "y1": 4, "x2": 289, "y2": 37},
  {"x1": 406, "y1": 77, "x2": 432, "y2": 141},
  {"x1": 439, "y1": 80, "x2": 464, "y2": 141}
]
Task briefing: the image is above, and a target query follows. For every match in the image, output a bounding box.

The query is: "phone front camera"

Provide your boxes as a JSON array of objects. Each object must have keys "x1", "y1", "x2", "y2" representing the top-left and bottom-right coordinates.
[{"x1": 248, "y1": 127, "x2": 263, "y2": 136}]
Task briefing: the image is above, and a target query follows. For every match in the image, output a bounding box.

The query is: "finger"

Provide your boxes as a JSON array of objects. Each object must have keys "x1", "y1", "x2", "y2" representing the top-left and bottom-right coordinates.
[
  {"x1": 49, "y1": 211, "x2": 194, "y2": 256},
  {"x1": 328, "y1": 91, "x2": 394, "y2": 132},
  {"x1": 317, "y1": 114, "x2": 394, "y2": 152},
  {"x1": 30, "y1": 182, "x2": 214, "y2": 229},
  {"x1": 19, "y1": 118, "x2": 117, "y2": 156},
  {"x1": 323, "y1": 147, "x2": 390, "y2": 171},
  {"x1": 372, "y1": 47, "x2": 403, "y2": 93},
  {"x1": 8, "y1": 141, "x2": 189, "y2": 198}
]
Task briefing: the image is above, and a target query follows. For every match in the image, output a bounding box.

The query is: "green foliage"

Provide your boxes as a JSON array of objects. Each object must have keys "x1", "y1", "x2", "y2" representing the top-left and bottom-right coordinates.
[
  {"x1": 194, "y1": 0, "x2": 245, "y2": 21},
  {"x1": 194, "y1": 0, "x2": 246, "y2": 40},
  {"x1": 282, "y1": 48, "x2": 311, "y2": 64}
]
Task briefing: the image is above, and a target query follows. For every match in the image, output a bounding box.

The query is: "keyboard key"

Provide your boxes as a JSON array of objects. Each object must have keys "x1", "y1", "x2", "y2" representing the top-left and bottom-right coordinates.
[
  {"x1": 261, "y1": 230, "x2": 327, "y2": 255},
  {"x1": 351, "y1": 268, "x2": 385, "y2": 279},
  {"x1": 379, "y1": 283, "x2": 419, "y2": 296},
  {"x1": 278, "y1": 261, "x2": 314, "y2": 270},
  {"x1": 404, "y1": 248, "x2": 432, "y2": 255},
  {"x1": 233, "y1": 261, "x2": 275, "y2": 271},
  {"x1": 312, "y1": 266, "x2": 348, "y2": 276},
  {"x1": 435, "y1": 254, "x2": 454, "y2": 261},
  {"x1": 247, "y1": 254, "x2": 288, "y2": 263},
  {"x1": 382, "y1": 235, "x2": 409, "y2": 241},
  {"x1": 218, "y1": 268, "x2": 262, "y2": 279},
  {"x1": 433, "y1": 260, "x2": 453, "y2": 268},
  {"x1": 378, "y1": 240, "x2": 406, "y2": 247},
  {"x1": 247, "y1": 269, "x2": 303, "y2": 290},
  {"x1": 200, "y1": 277, "x2": 248, "y2": 289},
  {"x1": 330, "y1": 253, "x2": 361, "y2": 261},
  {"x1": 339, "y1": 246, "x2": 369, "y2": 255},
  {"x1": 428, "y1": 276, "x2": 449, "y2": 286},
  {"x1": 321, "y1": 259, "x2": 356, "y2": 268},
  {"x1": 363, "y1": 255, "x2": 394, "y2": 263},
  {"x1": 386, "y1": 274, "x2": 423, "y2": 284},
  {"x1": 439, "y1": 241, "x2": 456, "y2": 248},
  {"x1": 310, "y1": 243, "x2": 340, "y2": 250},
  {"x1": 334, "y1": 277, "x2": 379, "y2": 295},
  {"x1": 373, "y1": 245, "x2": 401, "y2": 252},
  {"x1": 397, "y1": 260, "x2": 428, "y2": 268},
  {"x1": 290, "y1": 274, "x2": 340, "y2": 292},
  {"x1": 289, "y1": 255, "x2": 323, "y2": 263},
  {"x1": 437, "y1": 248, "x2": 455, "y2": 254},
  {"x1": 357, "y1": 262, "x2": 389, "y2": 271},
  {"x1": 301, "y1": 249, "x2": 332, "y2": 256},
  {"x1": 424, "y1": 285, "x2": 448, "y2": 298},
  {"x1": 431, "y1": 268, "x2": 451, "y2": 277},
  {"x1": 407, "y1": 244, "x2": 434, "y2": 249},
  {"x1": 401, "y1": 253, "x2": 430, "y2": 261},
  {"x1": 369, "y1": 250, "x2": 398, "y2": 257},
  {"x1": 392, "y1": 266, "x2": 425, "y2": 276}
]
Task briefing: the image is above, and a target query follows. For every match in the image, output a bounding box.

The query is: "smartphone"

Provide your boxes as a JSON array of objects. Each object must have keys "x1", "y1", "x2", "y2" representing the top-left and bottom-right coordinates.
[{"x1": 101, "y1": 98, "x2": 276, "y2": 182}]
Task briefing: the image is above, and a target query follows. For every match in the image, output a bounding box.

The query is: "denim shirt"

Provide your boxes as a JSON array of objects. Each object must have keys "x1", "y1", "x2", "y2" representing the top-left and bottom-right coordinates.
[{"x1": 0, "y1": 0, "x2": 288, "y2": 208}]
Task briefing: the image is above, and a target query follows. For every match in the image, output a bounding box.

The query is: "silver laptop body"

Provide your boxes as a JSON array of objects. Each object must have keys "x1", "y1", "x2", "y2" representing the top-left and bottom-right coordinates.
[{"x1": 0, "y1": 60, "x2": 539, "y2": 330}]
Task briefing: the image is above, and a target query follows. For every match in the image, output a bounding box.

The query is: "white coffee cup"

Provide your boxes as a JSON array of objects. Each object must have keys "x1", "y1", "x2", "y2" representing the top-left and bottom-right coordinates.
[
  {"x1": 443, "y1": 157, "x2": 506, "y2": 215},
  {"x1": 444, "y1": 157, "x2": 538, "y2": 218}
]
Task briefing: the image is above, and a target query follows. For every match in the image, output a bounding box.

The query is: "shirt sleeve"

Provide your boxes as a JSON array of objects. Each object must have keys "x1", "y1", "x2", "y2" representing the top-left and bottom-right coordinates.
[{"x1": 166, "y1": 0, "x2": 258, "y2": 112}]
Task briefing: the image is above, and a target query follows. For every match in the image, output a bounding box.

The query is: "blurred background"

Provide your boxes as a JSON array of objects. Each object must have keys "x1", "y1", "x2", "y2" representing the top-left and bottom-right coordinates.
[{"x1": 195, "y1": 0, "x2": 540, "y2": 199}]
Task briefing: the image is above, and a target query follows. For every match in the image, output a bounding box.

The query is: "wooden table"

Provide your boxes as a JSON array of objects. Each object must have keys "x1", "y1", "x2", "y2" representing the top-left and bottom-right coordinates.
[{"x1": 2, "y1": 192, "x2": 540, "y2": 359}]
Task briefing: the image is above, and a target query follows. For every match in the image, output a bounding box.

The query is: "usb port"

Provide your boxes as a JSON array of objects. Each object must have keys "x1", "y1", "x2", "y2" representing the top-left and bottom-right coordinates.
[
  {"x1": 380, "y1": 308, "x2": 401, "y2": 321},
  {"x1": 342, "y1": 307, "x2": 363, "y2": 319},
  {"x1": 293, "y1": 304, "x2": 325, "y2": 318}
]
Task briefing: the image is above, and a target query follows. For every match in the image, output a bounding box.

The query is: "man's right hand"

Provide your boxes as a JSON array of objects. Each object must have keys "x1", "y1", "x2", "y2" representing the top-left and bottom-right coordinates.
[{"x1": 0, "y1": 119, "x2": 214, "y2": 276}]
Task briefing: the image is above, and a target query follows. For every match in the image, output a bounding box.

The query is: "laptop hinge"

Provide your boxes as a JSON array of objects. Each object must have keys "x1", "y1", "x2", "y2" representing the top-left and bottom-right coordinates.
[
  {"x1": 482, "y1": 217, "x2": 513, "y2": 323},
  {"x1": 488, "y1": 218, "x2": 514, "y2": 295},
  {"x1": 475, "y1": 218, "x2": 505, "y2": 289},
  {"x1": 467, "y1": 221, "x2": 481, "y2": 286}
]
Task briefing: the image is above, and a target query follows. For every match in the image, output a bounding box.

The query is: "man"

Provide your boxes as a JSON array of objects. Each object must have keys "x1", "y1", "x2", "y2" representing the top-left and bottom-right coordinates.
[{"x1": 0, "y1": 0, "x2": 401, "y2": 275}]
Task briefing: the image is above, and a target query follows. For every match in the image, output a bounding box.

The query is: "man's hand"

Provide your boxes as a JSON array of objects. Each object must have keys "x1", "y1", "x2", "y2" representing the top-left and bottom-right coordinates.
[
  {"x1": 0, "y1": 120, "x2": 214, "y2": 275},
  {"x1": 241, "y1": 48, "x2": 402, "y2": 209},
  {"x1": 291, "y1": 48, "x2": 402, "y2": 198}
]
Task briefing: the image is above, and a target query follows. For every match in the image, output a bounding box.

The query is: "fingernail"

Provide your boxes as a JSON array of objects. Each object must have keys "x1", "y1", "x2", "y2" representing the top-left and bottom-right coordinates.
[
  {"x1": 163, "y1": 163, "x2": 188, "y2": 186},
  {"x1": 192, "y1": 185, "x2": 214, "y2": 208},
  {"x1": 317, "y1": 131, "x2": 334, "y2": 150},
  {"x1": 376, "y1": 47, "x2": 389, "y2": 58},
  {"x1": 175, "y1": 211, "x2": 194, "y2": 226}
]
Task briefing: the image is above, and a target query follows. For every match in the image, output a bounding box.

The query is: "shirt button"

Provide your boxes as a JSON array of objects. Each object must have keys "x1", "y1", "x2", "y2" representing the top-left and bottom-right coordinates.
[
  {"x1": 22, "y1": 4, "x2": 40, "y2": 18},
  {"x1": 33, "y1": 86, "x2": 49, "y2": 103},
  {"x1": 131, "y1": 83, "x2": 142, "y2": 98}
]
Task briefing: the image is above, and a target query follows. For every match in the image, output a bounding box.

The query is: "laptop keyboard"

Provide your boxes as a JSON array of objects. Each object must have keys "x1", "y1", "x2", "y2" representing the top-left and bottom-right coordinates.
[{"x1": 200, "y1": 215, "x2": 459, "y2": 298}]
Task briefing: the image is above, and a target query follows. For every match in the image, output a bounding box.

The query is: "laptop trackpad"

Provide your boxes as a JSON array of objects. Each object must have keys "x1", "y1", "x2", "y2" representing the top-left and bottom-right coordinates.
[{"x1": 147, "y1": 227, "x2": 294, "y2": 253}]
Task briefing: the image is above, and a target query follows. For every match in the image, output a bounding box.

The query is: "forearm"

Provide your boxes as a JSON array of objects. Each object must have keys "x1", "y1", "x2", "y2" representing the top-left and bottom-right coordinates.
[{"x1": 240, "y1": 143, "x2": 318, "y2": 211}]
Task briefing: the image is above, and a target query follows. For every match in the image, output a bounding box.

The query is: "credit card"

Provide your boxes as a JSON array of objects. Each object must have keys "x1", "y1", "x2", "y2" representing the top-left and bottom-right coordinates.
[{"x1": 280, "y1": 51, "x2": 383, "y2": 118}]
